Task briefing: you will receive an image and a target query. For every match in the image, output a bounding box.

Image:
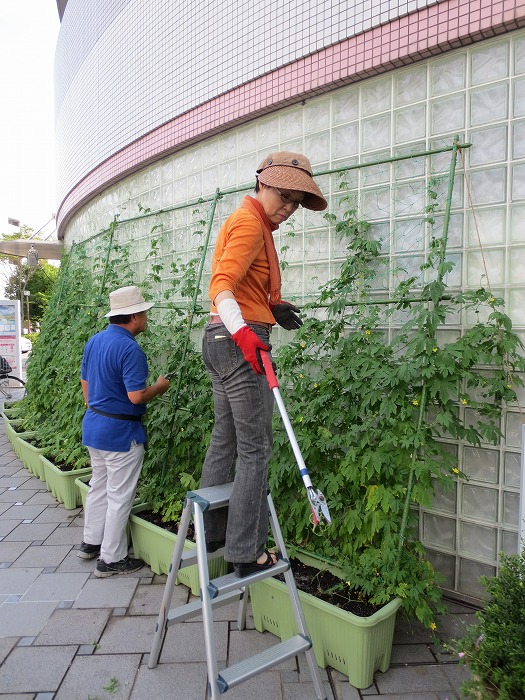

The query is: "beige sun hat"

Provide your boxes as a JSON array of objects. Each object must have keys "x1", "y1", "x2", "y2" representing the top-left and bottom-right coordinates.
[
  {"x1": 256, "y1": 151, "x2": 328, "y2": 211},
  {"x1": 104, "y1": 286, "x2": 154, "y2": 317}
]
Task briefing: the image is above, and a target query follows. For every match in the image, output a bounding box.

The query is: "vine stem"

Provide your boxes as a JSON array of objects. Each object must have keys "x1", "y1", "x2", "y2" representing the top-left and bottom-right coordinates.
[
  {"x1": 396, "y1": 383, "x2": 428, "y2": 563},
  {"x1": 161, "y1": 189, "x2": 221, "y2": 478}
]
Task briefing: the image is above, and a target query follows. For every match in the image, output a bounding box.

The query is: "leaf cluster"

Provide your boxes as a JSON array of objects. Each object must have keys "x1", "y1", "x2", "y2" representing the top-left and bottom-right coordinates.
[
  {"x1": 268, "y1": 207, "x2": 525, "y2": 626},
  {"x1": 454, "y1": 550, "x2": 525, "y2": 699}
]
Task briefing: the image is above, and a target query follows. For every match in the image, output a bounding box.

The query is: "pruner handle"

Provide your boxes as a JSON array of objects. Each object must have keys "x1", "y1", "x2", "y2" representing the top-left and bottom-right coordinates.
[{"x1": 260, "y1": 351, "x2": 279, "y2": 390}]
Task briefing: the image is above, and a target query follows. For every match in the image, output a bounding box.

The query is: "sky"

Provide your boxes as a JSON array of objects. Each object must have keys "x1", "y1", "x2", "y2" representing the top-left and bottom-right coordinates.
[{"x1": 0, "y1": 2, "x2": 60, "y2": 241}]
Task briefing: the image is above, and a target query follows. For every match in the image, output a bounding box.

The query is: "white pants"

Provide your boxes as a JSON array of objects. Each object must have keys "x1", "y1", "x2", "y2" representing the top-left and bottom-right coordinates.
[{"x1": 84, "y1": 441, "x2": 144, "y2": 563}]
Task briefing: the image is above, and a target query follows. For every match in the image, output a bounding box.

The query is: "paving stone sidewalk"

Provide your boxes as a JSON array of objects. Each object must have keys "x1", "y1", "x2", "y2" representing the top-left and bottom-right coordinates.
[{"x1": 0, "y1": 419, "x2": 475, "y2": 699}]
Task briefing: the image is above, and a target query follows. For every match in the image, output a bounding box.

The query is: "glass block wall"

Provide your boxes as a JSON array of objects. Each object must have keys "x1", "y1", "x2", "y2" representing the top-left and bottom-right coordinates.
[{"x1": 62, "y1": 30, "x2": 525, "y2": 601}]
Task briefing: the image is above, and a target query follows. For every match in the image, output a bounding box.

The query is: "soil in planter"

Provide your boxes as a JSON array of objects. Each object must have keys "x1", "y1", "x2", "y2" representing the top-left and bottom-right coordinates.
[
  {"x1": 138, "y1": 510, "x2": 382, "y2": 617},
  {"x1": 138, "y1": 509, "x2": 196, "y2": 540},
  {"x1": 280, "y1": 559, "x2": 382, "y2": 618}
]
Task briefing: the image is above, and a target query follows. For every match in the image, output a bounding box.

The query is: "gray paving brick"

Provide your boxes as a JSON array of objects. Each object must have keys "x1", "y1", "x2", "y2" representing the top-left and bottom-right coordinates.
[
  {"x1": 393, "y1": 616, "x2": 435, "y2": 644},
  {"x1": 2, "y1": 504, "x2": 47, "y2": 520},
  {"x1": 128, "y1": 581, "x2": 188, "y2": 615},
  {"x1": 0, "y1": 466, "x2": 21, "y2": 476},
  {"x1": 35, "y1": 607, "x2": 112, "y2": 645},
  {"x1": 23, "y1": 491, "x2": 58, "y2": 505},
  {"x1": 0, "y1": 539, "x2": 30, "y2": 562},
  {"x1": 54, "y1": 547, "x2": 99, "y2": 573},
  {"x1": 282, "y1": 680, "x2": 335, "y2": 699},
  {"x1": 12, "y1": 544, "x2": 72, "y2": 567},
  {"x1": 96, "y1": 615, "x2": 160, "y2": 654},
  {"x1": 160, "y1": 619, "x2": 228, "y2": 663},
  {"x1": 130, "y1": 661, "x2": 209, "y2": 700},
  {"x1": 390, "y1": 643, "x2": 436, "y2": 664},
  {"x1": 329, "y1": 675, "x2": 361, "y2": 700},
  {"x1": 0, "y1": 645, "x2": 76, "y2": 693},
  {"x1": 0, "y1": 635, "x2": 18, "y2": 664},
  {"x1": 0, "y1": 566, "x2": 43, "y2": 594},
  {"x1": 4, "y1": 522, "x2": 58, "y2": 542},
  {"x1": 0, "y1": 519, "x2": 23, "y2": 536},
  {"x1": 0, "y1": 600, "x2": 58, "y2": 636},
  {"x1": 0, "y1": 489, "x2": 42, "y2": 503},
  {"x1": 42, "y1": 525, "x2": 84, "y2": 545},
  {"x1": 73, "y1": 576, "x2": 139, "y2": 608},
  {"x1": 0, "y1": 501, "x2": 13, "y2": 515},
  {"x1": 375, "y1": 665, "x2": 454, "y2": 694},
  {"x1": 32, "y1": 507, "x2": 80, "y2": 523},
  {"x1": 441, "y1": 662, "x2": 471, "y2": 694},
  {"x1": 55, "y1": 653, "x2": 142, "y2": 700},
  {"x1": 0, "y1": 476, "x2": 33, "y2": 488},
  {"x1": 21, "y1": 571, "x2": 90, "y2": 601}
]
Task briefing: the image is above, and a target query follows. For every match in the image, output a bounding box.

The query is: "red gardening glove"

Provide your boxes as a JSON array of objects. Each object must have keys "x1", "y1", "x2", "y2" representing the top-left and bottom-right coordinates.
[{"x1": 231, "y1": 326, "x2": 270, "y2": 374}]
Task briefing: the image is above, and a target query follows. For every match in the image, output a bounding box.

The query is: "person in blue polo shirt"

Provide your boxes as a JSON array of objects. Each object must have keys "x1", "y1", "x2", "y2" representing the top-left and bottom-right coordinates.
[{"x1": 79, "y1": 285, "x2": 170, "y2": 577}]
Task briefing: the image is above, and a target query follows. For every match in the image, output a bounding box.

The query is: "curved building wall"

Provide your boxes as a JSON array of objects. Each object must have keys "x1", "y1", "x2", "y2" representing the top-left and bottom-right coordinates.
[
  {"x1": 55, "y1": 0, "x2": 523, "y2": 234},
  {"x1": 56, "y1": 1, "x2": 525, "y2": 602},
  {"x1": 56, "y1": 0, "x2": 438, "y2": 207}
]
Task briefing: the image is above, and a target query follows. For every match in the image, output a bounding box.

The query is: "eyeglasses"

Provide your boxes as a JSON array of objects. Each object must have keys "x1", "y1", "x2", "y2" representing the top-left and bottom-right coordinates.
[{"x1": 274, "y1": 187, "x2": 303, "y2": 208}]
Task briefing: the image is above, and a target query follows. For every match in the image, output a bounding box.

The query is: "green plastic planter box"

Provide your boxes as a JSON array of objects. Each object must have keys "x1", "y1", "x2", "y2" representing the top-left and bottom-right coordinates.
[
  {"x1": 250, "y1": 550, "x2": 402, "y2": 689},
  {"x1": 41, "y1": 456, "x2": 92, "y2": 509},
  {"x1": 13, "y1": 433, "x2": 45, "y2": 480},
  {"x1": 75, "y1": 473, "x2": 92, "y2": 510},
  {"x1": 129, "y1": 503, "x2": 229, "y2": 595}
]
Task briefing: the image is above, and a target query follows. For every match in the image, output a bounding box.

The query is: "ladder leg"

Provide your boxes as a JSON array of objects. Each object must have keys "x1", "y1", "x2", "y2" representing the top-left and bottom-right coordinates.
[
  {"x1": 193, "y1": 500, "x2": 221, "y2": 700},
  {"x1": 237, "y1": 585, "x2": 248, "y2": 631},
  {"x1": 148, "y1": 498, "x2": 193, "y2": 669},
  {"x1": 267, "y1": 493, "x2": 327, "y2": 700}
]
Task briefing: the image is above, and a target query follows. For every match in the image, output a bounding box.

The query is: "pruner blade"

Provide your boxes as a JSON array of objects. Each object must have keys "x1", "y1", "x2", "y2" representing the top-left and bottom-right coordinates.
[{"x1": 307, "y1": 487, "x2": 331, "y2": 524}]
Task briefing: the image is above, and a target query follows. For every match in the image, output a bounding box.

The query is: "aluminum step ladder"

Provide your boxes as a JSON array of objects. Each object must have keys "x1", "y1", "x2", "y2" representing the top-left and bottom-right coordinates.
[{"x1": 148, "y1": 482, "x2": 327, "y2": 699}]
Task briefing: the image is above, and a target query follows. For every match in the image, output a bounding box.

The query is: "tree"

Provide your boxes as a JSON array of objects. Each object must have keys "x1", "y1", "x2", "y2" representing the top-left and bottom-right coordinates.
[{"x1": 4, "y1": 261, "x2": 59, "y2": 329}]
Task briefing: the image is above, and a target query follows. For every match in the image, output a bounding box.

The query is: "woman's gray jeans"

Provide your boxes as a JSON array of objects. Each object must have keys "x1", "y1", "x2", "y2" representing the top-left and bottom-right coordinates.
[{"x1": 200, "y1": 322, "x2": 274, "y2": 563}]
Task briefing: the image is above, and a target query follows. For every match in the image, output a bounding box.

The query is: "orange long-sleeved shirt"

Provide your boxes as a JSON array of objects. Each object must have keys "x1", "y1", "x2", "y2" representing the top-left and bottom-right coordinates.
[{"x1": 209, "y1": 199, "x2": 276, "y2": 324}]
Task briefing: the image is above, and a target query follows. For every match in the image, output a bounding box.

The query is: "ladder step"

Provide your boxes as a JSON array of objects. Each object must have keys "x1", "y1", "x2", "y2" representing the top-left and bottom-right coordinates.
[
  {"x1": 208, "y1": 559, "x2": 289, "y2": 598},
  {"x1": 217, "y1": 635, "x2": 312, "y2": 692},
  {"x1": 166, "y1": 590, "x2": 243, "y2": 626},
  {"x1": 186, "y1": 483, "x2": 233, "y2": 511}
]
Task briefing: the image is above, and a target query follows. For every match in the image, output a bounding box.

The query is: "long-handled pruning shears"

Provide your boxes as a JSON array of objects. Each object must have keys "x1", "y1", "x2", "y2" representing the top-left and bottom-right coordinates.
[{"x1": 260, "y1": 351, "x2": 331, "y2": 525}]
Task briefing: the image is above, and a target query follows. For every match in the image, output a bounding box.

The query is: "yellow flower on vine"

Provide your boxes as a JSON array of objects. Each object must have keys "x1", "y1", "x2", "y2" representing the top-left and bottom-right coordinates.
[
  {"x1": 299, "y1": 373, "x2": 304, "y2": 378},
  {"x1": 365, "y1": 329, "x2": 371, "y2": 335},
  {"x1": 412, "y1": 399, "x2": 419, "y2": 406},
  {"x1": 452, "y1": 468, "x2": 459, "y2": 474},
  {"x1": 430, "y1": 622, "x2": 437, "y2": 631},
  {"x1": 313, "y1": 383, "x2": 318, "y2": 388},
  {"x1": 301, "y1": 342, "x2": 306, "y2": 348},
  {"x1": 461, "y1": 398, "x2": 467, "y2": 405},
  {"x1": 432, "y1": 347, "x2": 438, "y2": 353},
  {"x1": 489, "y1": 296, "x2": 495, "y2": 303}
]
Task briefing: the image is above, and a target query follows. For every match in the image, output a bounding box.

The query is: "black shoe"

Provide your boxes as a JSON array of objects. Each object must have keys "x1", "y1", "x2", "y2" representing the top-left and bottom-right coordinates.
[
  {"x1": 206, "y1": 540, "x2": 225, "y2": 553},
  {"x1": 233, "y1": 549, "x2": 278, "y2": 578},
  {"x1": 95, "y1": 556, "x2": 144, "y2": 578},
  {"x1": 77, "y1": 542, "x2": 101, "y2": 559}
]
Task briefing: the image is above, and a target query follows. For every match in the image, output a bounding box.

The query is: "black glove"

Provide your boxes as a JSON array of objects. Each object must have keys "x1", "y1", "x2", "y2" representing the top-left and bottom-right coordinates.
[{"x1": 270, "y1": 301, "x2": 303, "y2": 330}]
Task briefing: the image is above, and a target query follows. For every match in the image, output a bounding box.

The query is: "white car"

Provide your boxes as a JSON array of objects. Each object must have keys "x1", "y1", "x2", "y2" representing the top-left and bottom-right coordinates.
[{"x1": 20, "y1": 337, "x2": 32, "y2": 354}]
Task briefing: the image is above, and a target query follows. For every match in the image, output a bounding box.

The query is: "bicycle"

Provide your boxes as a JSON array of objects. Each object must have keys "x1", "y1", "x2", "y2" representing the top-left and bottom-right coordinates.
[{"x1": 0, "y1": 355, "x2": 27, "y2": 399}]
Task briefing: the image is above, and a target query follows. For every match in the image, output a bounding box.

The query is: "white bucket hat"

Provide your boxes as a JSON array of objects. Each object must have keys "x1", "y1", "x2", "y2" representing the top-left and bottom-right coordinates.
[{"x1": 104, "y1": 286, "x2": 154, "y2": 317}]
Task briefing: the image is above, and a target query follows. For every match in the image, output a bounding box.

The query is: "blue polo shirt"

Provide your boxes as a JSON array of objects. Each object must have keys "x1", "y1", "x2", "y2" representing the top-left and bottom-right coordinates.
[{"x1": 81, "y1": 324, "x2": 148, "y2": 452}]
